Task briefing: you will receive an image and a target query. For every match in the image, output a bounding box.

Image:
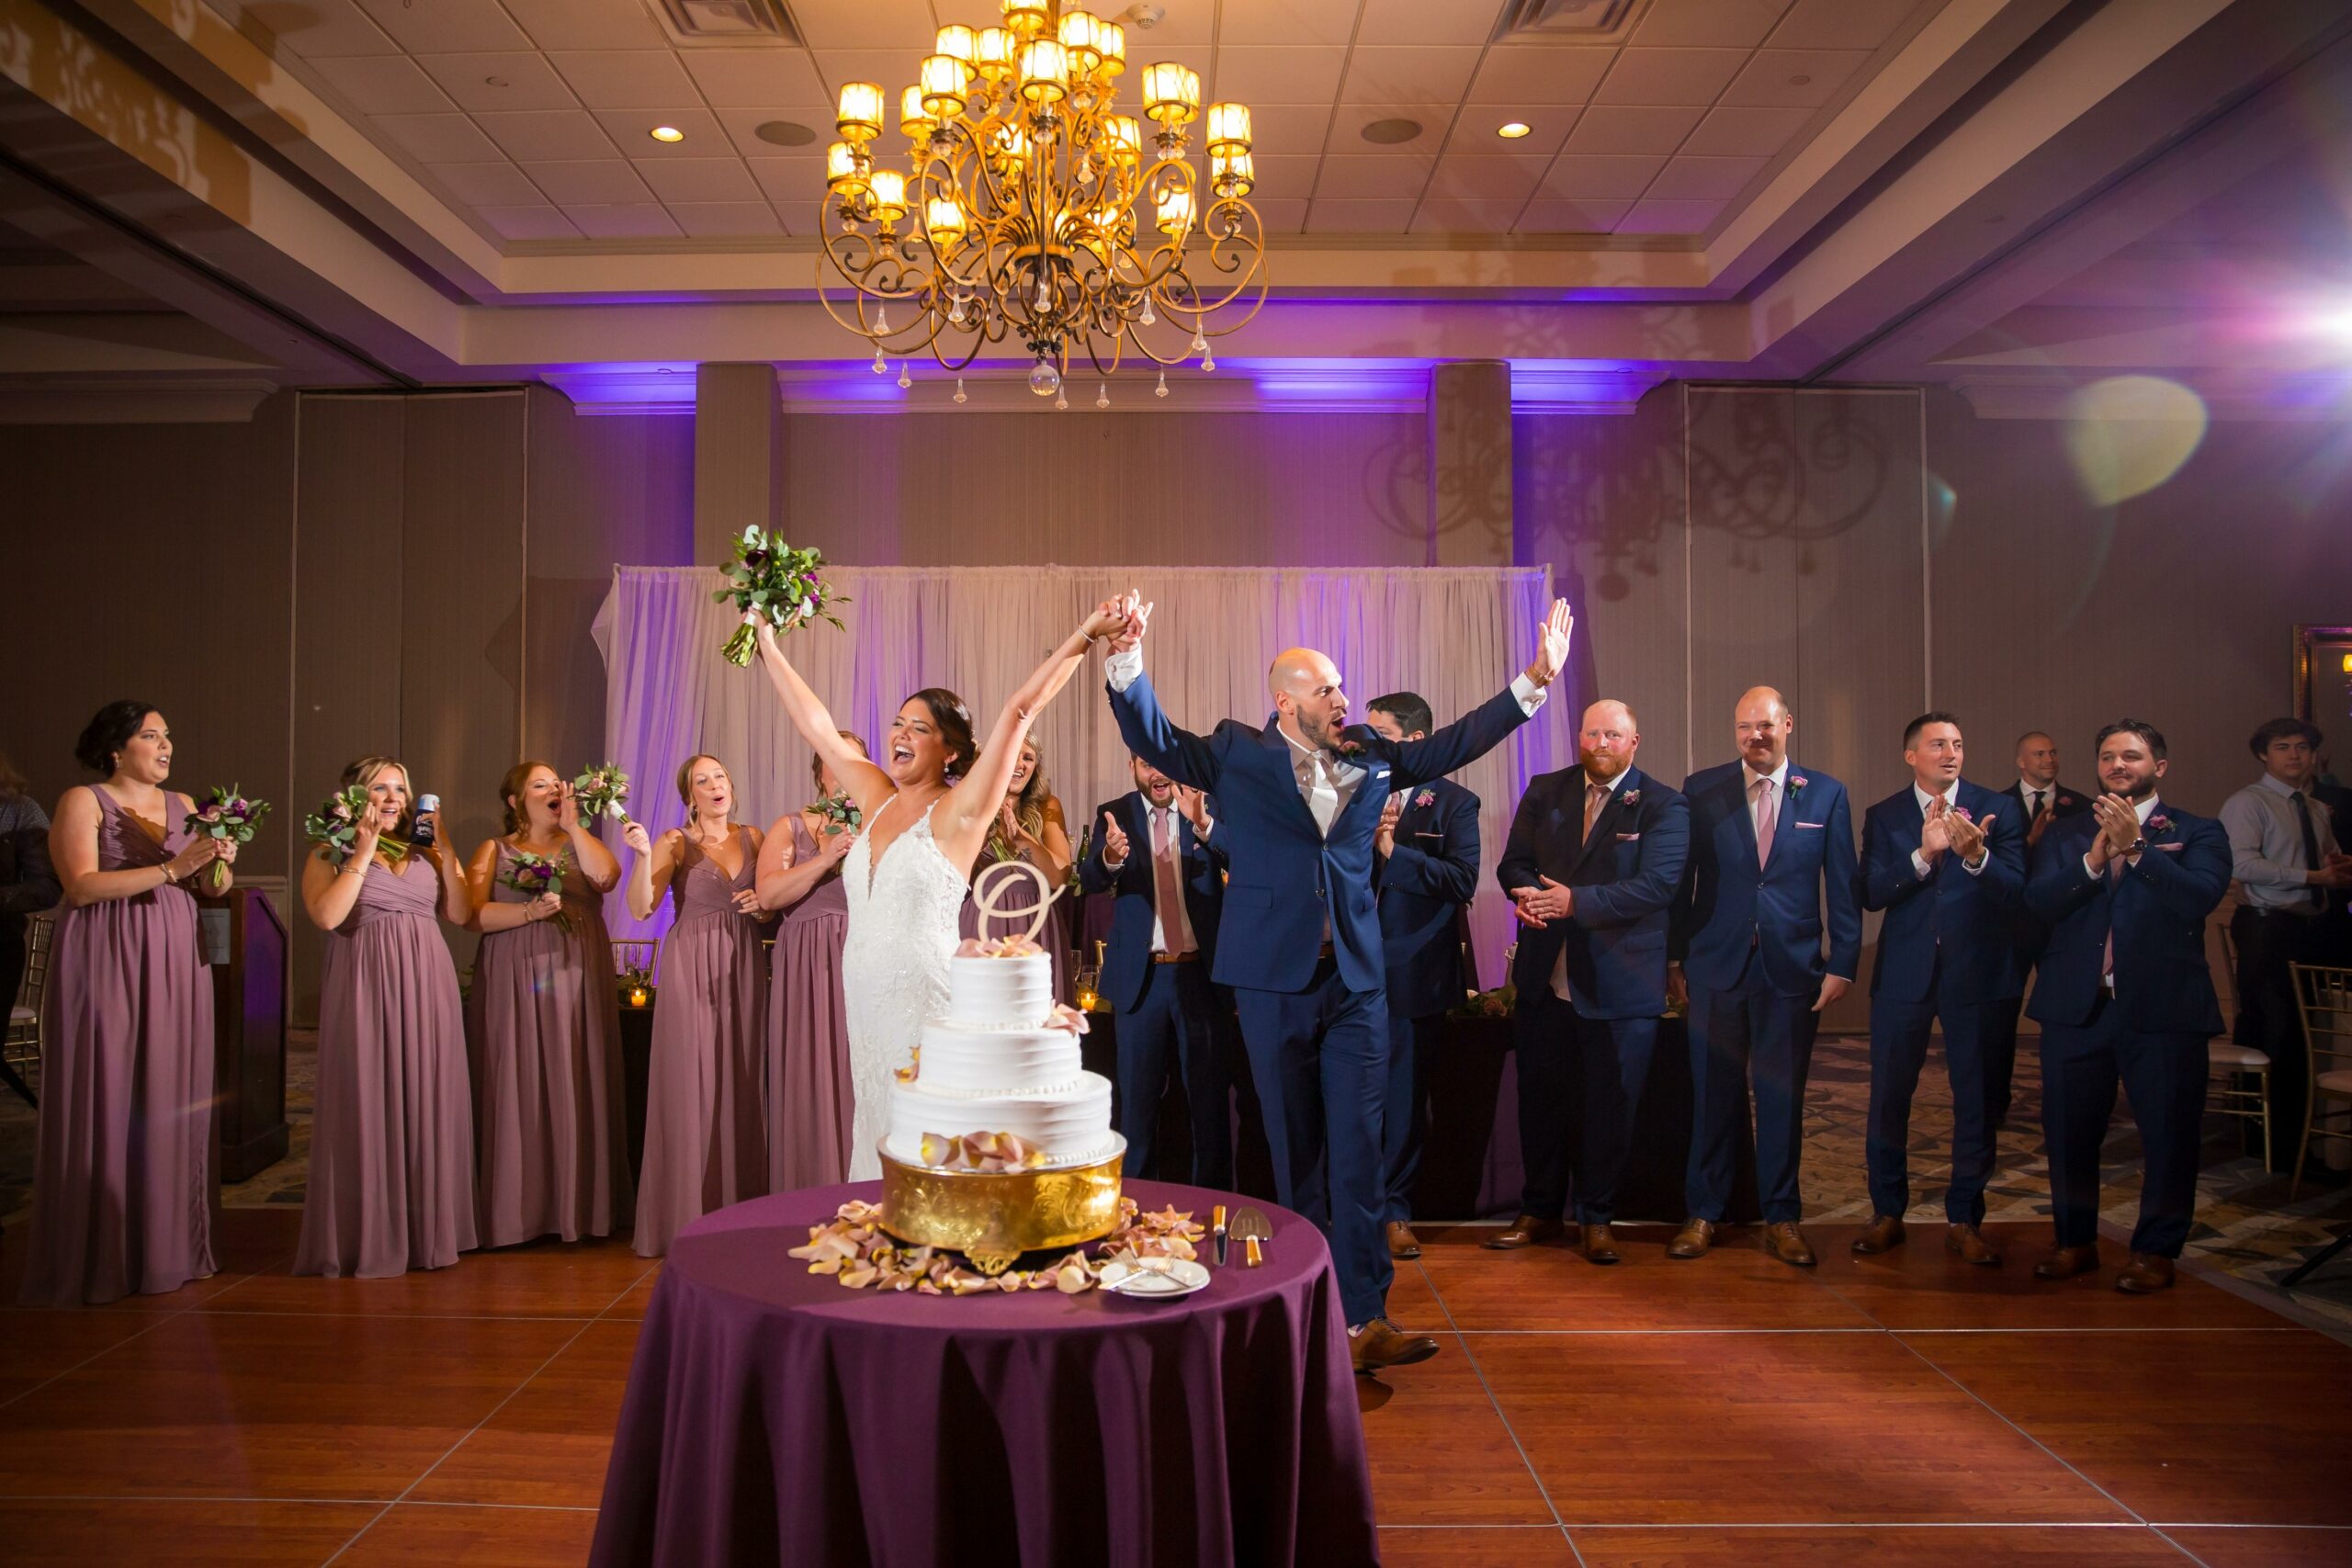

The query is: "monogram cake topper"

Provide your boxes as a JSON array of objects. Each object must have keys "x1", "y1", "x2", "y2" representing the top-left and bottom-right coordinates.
[{"x1": 969, "y1": 858, "x2": 1066, "y2": 948}]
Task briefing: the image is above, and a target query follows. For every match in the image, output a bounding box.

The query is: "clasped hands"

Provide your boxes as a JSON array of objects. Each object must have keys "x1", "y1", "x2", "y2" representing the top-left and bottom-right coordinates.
[
  {"x1": 2083, "y1": 794, "x2": 2147, "y2": 871},
  {"x1": 1919, "y1": 796, "x2": 1991, "y2": 866},
  {"x1": 1509, "y1": 875, "x2": 1573, "y2": 927}
]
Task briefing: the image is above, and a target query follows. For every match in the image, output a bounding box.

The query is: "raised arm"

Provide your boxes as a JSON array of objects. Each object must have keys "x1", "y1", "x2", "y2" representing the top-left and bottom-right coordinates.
[
  {"x1": 753, "y1": 619, "x2": 896, "y2": 818},
  {"x1": 1387, "y1": 598, "x2": 1574, "y2": 787}
]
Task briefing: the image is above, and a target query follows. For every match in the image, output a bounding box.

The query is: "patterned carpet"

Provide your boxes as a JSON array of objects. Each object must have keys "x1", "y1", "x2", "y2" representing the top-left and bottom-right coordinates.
[{"x1": 6, "y1": 1031, "x2": 2351, "y2": 1325}]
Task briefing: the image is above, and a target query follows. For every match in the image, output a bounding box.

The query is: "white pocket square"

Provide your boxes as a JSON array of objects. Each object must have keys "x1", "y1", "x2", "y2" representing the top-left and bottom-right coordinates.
[
  {"x1": 1615, "y1": 832, "x2": 1641, "y2": 841},
  {"x1": 2154, "y1": 842, "x2": 2185, "y2": 852},
  {"x1": 1794, "y1": 822, "x2": 1825, "y2": 830},
  {"x1": 1374, "y1": 768, "x2": 1390, "y2": 779}
]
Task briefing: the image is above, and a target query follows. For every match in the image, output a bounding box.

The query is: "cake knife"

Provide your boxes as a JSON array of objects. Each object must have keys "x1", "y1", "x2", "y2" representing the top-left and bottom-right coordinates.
[{"x1": 1212, "y1": 1204, "x2": 1228, "y2": 1268}]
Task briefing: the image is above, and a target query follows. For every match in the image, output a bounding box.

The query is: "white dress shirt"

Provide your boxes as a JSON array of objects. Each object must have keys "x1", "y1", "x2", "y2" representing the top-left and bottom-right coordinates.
[
  {"x1": 1910, "y1": 783, "x2": 1990, "y2": 881},
  {"x1": 2219, "y1": 773, "x2": 2338, "y2": 912},
  {"x1": 2017, "y1": 779, "x2": 2059, "y2": 819}
]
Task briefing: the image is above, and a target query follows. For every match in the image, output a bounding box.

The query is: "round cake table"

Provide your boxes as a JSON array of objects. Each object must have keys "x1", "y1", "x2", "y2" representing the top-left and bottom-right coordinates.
[{"x1": 587, "y1": 1179, "x2": 1378, "y2": 1568}]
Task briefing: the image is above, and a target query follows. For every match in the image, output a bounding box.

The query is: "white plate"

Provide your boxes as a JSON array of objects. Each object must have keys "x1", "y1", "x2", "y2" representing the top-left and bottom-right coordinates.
[{"x1": 1099, "y1": 1258, "x2": 1211, "y2": 1298}]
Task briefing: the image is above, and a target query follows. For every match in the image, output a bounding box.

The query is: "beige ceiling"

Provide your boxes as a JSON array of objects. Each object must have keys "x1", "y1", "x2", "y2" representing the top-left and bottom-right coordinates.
[{"x1": 200, "y1": 0, "x2": 1942, "y2": 249}]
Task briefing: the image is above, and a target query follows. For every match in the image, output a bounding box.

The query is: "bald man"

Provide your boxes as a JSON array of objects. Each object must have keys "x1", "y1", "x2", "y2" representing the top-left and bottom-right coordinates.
[
  {"x1": 1491, "y1": 699, "x2": 1690, "y2": 1262},
  {"x1": 1667, "y1": 687, "x2": 1860, "y2": 1266},
  {"x1": 1102, "y1": 595, "x2": 1574, "y2": 1372}
]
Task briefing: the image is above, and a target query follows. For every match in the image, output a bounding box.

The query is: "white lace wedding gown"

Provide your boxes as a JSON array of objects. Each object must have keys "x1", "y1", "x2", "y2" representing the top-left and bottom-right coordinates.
[{"x1": 839, "y1": 794, "x2": 967, "y2": 1180}]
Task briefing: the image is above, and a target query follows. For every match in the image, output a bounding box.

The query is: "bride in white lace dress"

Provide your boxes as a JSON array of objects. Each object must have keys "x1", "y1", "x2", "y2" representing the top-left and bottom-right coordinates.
[{"x1": 753, "y1": 600, "x2": 1132, "y2": 1179}]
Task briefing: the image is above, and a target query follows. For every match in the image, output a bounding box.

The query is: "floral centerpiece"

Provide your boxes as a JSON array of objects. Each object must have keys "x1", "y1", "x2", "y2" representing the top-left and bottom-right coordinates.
[
  {"x1": 501, "y1": 849, "x2": 573, "y2": 933},
  {"x1": 301, "y1": 784, "x2": 383, "y2": 865},
  {"x1": 182, "y1": 785, "x2": 270, "y2": 896},
  {"x1": 715, "y1": 525, "x2": 847, "y2": 666},
  {"x1": 572, "y1": 761, "x2": 630, "y2": 824}
]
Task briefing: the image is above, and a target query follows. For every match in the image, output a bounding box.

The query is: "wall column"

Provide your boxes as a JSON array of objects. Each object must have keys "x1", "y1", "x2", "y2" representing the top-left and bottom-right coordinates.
[
  {"x1": 694, "y1": 362, "x2": 781, "y2": 559},
  {"x1": 1428, "y1": 359, "x2": 1512, "y2": 567}
]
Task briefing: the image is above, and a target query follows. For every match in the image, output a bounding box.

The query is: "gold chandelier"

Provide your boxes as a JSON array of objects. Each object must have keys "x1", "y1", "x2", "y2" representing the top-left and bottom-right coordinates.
[{"x1": 820, "y1": 0, "x2": 1268, "y2": 408}]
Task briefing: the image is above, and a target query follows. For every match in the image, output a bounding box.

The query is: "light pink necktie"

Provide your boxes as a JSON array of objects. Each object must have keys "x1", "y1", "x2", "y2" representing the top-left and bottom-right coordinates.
[
  {"x1": 2101, "y1": 854, "x2": 2123, "y2": 986},
  {"x1": 1584, "y1": 783, "x2": 1609, "y2": 841},
  {"x1": 1152, "y1": 807, "x2": 1195, "y2": 954},
  {"x1": 1752, "y1": 775, "x2": 1776, "y2": 869}
]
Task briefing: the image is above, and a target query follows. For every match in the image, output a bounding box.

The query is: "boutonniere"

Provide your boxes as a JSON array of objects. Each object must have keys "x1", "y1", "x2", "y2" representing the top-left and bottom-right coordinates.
[
  {"x1": 2147, "y1": 814, "x2": 2172, "y2": 834},
  {"x1": 1414, "y1": 789, "x2": 1437, "y2": 809},
  {"x1": 1787, "y1": 773, "x2": 1808, "y2": 795},
  {"x1": 1952, "y1": 806, "x2": 1974, "y2": 822},
  {"x1": 1618, "y1": 787, "x2": 1641, "y2": 807},
  {"x1": 2059, "y1": 794, "x2": 2076, "y2": 807},
  {"x1": 1332, "y1": 738, "x2": 1369, "y2": 761}
]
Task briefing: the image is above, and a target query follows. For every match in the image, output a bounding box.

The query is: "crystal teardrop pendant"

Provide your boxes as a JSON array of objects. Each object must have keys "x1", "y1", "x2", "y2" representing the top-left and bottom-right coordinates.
[
  {"x1": 949, "y1": 295, "x2": 966, "y2": 325},
  {"x1": 1096, "y1": 380, "x2": 1110, "y2": 409},
  {"x1": 1190, "y1": 329, "x2": 1208, "y2": 356},
  {"x1": 1055, "y1": 387, "x2": 1069, "y2": 410},
  {"x1": 1155, "y1": 370, "x2": 1169, "y2": 398},
  {"x1": 897, "y1": 362, "x2": 911, "y2": 389},
  {"x1": 872, "y1": 346, "x2": 887, "y2": 374},
  {"x1": 1202, "y1": 350, "x2": 1215, "y2": 373},
  {"x1": 954, "y1": 378, "x2": 967, "y2": 404},
  {"x1": 876, "y1": 304, "x2": 889, "y2": 333},
  {"x1": 1140, "y1": 299, "x2": 1155, "y2": 326}
]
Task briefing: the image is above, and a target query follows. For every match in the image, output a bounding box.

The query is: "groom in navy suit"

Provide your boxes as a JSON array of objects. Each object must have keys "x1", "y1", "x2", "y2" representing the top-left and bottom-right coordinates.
[{"x1": 1102, "y1": 594, "x2": 1575, "y2": 1372}]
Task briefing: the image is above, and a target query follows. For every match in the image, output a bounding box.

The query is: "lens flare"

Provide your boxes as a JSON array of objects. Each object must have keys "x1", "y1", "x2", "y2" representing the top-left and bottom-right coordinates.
[{"x1": 2062, "y1": 376, "x2": 2208, "y2": 506}]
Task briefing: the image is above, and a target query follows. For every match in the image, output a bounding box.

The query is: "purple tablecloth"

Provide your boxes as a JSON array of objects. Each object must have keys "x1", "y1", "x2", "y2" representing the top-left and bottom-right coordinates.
[{"x1": 589, "y1": 1180, "x2": 1378, "y2": 1567}]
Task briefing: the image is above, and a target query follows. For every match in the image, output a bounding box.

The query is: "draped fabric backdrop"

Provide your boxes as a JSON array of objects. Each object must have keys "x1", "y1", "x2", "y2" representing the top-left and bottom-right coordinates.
[{"x1": 593, "y1": 565, "x2": 1573, "y2": 988}]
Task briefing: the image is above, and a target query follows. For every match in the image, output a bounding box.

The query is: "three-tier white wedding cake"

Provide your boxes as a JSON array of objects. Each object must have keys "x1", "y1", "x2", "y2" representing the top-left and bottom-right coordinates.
[{"x1": 883, "y1": 949, "x2": 1117, "y2": 1168}]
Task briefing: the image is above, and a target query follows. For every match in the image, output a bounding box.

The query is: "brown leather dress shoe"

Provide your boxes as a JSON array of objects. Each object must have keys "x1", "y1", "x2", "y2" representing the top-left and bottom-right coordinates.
[
  {"x1": 1667, "y1": 1218, "x2": 1716, "y2": 1259},
  {"x1": 1351, "y1": 1317, "x2": 1442, "y2": 1373},
  {"x1": 1385, "y1": 1221, "x2": 1422, "y2": 1259},
  {"x1": 2115, "y1": 1253, "x2": 2176, "y2": 1294},
  {"x1": 1577, "y1": 1223, "x2": 1621, "y2": 1265},
  {"x1": 2033, "y1": 1243, "x2": 2099, "y2": 1280},
  {"x1": 1763, "y1": 1221, "x2": 1817, "y2": 1268},
  {"x1": 1945, "y1": 1223, "x2": 2001, "y2": 1266},
  {"x1": 1850, "y1": 1214, "x2": 1908, "y2": 1254},
  {"x1": 1484, "y1": 1214, "x2": 1562, "y2": 1251}
]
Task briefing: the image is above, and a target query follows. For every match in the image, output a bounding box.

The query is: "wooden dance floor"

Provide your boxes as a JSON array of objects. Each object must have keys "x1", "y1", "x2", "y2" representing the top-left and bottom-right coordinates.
[{"x1": 3, "y1": 1211, "x2": 2349, "y2": 1565}]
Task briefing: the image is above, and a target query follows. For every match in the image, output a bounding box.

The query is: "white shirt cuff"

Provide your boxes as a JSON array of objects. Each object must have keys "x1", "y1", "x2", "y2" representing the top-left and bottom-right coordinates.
[
  {"x1": 2082, "y1": 852, "x2": 2099, "y2": 881},
  {"x1": 1509, "y1": 671, "x2": 1546, "y2": 716},
  {"x1": 1962, "y1": 852, "x2": 1987, "y2": 876},
  {"x1": 1911, "y1": 849, "x2": 1933, "y2": 879},
  {"x1": 1105, "y1": 646, "x2": 1143, "y2": 693}
]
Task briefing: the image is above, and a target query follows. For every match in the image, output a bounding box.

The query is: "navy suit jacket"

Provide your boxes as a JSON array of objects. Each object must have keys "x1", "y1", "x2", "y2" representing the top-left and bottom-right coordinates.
[
  {"x1": 1999, "y1": 780, "x2": 2095, "y2": 956},
  {"x1": 1108, "y1": 671, "x2": 1533, "y2": 995},
  {"x1": 1077, "y1": 791, "x2": 1226, "y2": 1015},
  {"x1": 2024, "y1": 807, "x2": 2229, "y2": 1034},
  {"x1": 1376, "y1": 775, "x2": 1481, "y2": 1020},
  {"x1": 1499, "y1": 764, "x2": 1690, "y2": 1021},
  {"x1": 1860, "y1": 778, "x2": 2026, "y2": 1003},
  {"x1": 1670, "y1": 761, "x2": 1861, "y2": 998}
]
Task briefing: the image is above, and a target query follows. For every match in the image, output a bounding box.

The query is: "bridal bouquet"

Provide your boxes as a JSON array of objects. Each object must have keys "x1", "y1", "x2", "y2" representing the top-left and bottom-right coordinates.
[
  {"x1": 302, "y1": 784, "x2": 379, "y2": 865},
  {"x1": 715, "y1": 525, "x2": 847, "y2": 666},
  {"x1": 810, "y1": 791, "x2": 861, "y2": 835},
  {"x1": 572, "y1": 761, "x2": 630, "y2": 824},
  {"x1": 501, "y1": 850, "x2": 573, "y2": 933},
  {"x1": 183, "y1": 785, "x2": 271, "y2": 896}
]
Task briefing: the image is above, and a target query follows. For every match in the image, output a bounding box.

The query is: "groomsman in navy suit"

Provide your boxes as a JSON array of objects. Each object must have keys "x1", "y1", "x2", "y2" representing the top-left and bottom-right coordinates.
[
  {"x1": 1858, "y1": 712, "x2": 2026, "y2": 1264},
  {"x1": 1102, "y1": 594, "x2": 1575, "y2": 1371},
  {"x1": 1079, "y1": 756, "x2": 1227, "y2": 1188},
  {"x1": 1363, "y1": 692, "x2": 1483, "y2": 1262},
  {"x1": 2025, "y1": 720, "x2": 2230, "y2": 1293},
  {"x1": 1667, "y1": 687, "x2": 1860, "y2": 1267},
  {"x1": 1489, "y1": 700, "x2": 1690, "y2": 1264},
  {"x1": 1987, "y1": 731, "x2": 2094, "y2": 1127}
]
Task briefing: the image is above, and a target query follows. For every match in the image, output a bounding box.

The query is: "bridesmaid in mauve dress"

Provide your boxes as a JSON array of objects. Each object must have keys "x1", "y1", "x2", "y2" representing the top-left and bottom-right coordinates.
[
  {"x1": 295, "y1": 756, "x2": 480, "y2": 1279},
  {"x1": 757, "y1": 733, "x2": 865, "y2": 1189},
  {"x1": 20, "y1": 701, "x2": 232, "y2": 1307},
  {"x1": 959, "y1": 735, "x2": 1076, "y2": 1001},
  {"x1": 462, "y1": 761, "x2": 632, "y2": 1247},
  {"x1": 622, "y1": 753, "x2": 770, "y2": 1258}
]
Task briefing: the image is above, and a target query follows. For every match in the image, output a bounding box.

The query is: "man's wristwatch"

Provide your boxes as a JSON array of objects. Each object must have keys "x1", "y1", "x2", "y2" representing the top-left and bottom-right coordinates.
[{"x1": 2127, "y1": 837, "x2": 2148, "y2": 856}]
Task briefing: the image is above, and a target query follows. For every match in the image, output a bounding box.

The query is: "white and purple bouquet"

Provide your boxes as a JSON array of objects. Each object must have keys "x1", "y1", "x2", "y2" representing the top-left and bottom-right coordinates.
[
  {"x1": 810, "y1": 791, "x2": 862, "y2": 836},
  {"x1": 715, "y1": 525, "x2": 846, "y2": 666},
  {"x1": 183, "y1": 785, "x2": 271, "y2": 896},
  {"x1": 572, "y1": 761, "x2": 630, "y2": 824},
  {"x1": 302, "y1": 784, "x2": 377, "y2": 865},
  {"x1": 501, "y1": 850, "x2": 574, "y2": 934}
]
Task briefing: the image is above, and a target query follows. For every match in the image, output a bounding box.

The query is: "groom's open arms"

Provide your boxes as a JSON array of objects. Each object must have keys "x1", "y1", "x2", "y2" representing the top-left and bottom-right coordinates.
[{"x1": 1381, "y1": 597, "x2": 1575, "y2": 786}]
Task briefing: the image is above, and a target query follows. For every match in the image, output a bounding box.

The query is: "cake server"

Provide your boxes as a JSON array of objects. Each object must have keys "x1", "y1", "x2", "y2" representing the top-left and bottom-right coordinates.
[
  {"x1": 1229, "y1": 1207, "x2": 1272, "y2": 1267},
  {"x1": 1212, "y1": 1204, "x2": 1228, "y2": 1268}
]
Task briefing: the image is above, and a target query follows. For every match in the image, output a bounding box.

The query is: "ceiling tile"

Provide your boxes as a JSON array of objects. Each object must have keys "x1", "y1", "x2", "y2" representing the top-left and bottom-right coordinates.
[
  {"x1": 546, "y1": 51, "x2": 701, "y2": 111},
  {"x1": 1538, "y1": 152, "x2": 1668, "y2": 198},
  {"x1": 789, "y1": 0, "x2": 936, "y2": 51},
  {"x1": 1630, "y1": 0, "x2": 1792, "y2": 50},
  {"x1": 1718, "y1": 48, "x2": 1867, "y2": 108},
  {"x1": 1517, "y1": 197, "x2": 1634, "y2": 232},
  {"x1": 477, "y1": 205, "x2": 582, "y2": 242},
  {"x1": 593, "y1": 107, "x2": 728, "y2": 156},
  {"x1": 1215, "y1": 46, "x2": 1348, "y2": 106},
  {"x1": 1424, "y1": 152, "x2": 1551, "y2": 202},
  {"x1": 1357, "y1": 0, "x2": 1506, "y2": 46},
  {"x1": 1595, "y1": 47, "x2": 1747, "y2": 105},
  {"x1": 1616, "y1": 197, "x2": 1724, "y2": 232},
  {"x1": 1238, "y1": 153, "x2": 1320, "y2": 200},
  {"x1": 1310, "y1": 152, "x2": 1434, "y2": 198},
  {"x1": 426, "y1": 161, "x2": 541, "y2": 206},
  {"x1": 632, "y1": 157, "x2": 761, "y2": 203},
  {"x1": 1340, "y1": 46, "x2": 1481, "y2": 107},
  {"x1": 1679, "y1": 103, "x2": 1811, "y2": 155},
  {"x1": 1448, "y1": 105, "x2": 1579, "y2": 155},
  {"x1": 682, "y1": 49, "x2": 827, "y2": 107},
  {"x1": 747, "y1": 156, "x2": 829, "y2": 205},
  {"x1": 810, "y1": 51, "x2": 931, "y2": 95},
  {"x1": 1114, "y1": 0, "x2": 1217, "y2": 47},
  {"x1": 1560, "y1": 103, "x2": 1702, "y2": 155},
  {"x1": 522, "y1": 160, "x2": 655, "y2": 205},
  {"x1": 1645, "y1": 153, "x2": 1768, "y2": 200},
  {"x1": 1235, "y1": 103, "x2": 1334, "y2": 154},
  {"x1": 416, "y1": 52, "x2": 580, "y2": 112},
  {"x1": 1466, "y1": 46, "x2": 1613, "y2": 105},
  {"x1": 241, "y1": 0, "x2": 398, "y2": 57},
  {"x1": 307, "y1": 53, "x2": 456, "y2": 114},
  {"x1": 1768, "y1": 0, "x2": 1919, "y2": 51},
  {"x1": 1249, "y1": 197, "x2": 1311, "y2": 232},
  {"x1": 564, "y1": 204, "x2": 685, "y2": 240},
  {"x1": 1306, "y1": 197, "x2": 1419, "y2": 233},
  {"x1": 713, "y1": 107, "x2": 837, "y2": 159},
  {"x1": 666, "y1": 201, "x2": 786, "y2": 238},
  {"x1": 1218, "y1": 0, "x2": 1360, "y2": 45},
  {"x1": 353, "y1": 0, "x2": 528, "y2": 53},
  {"x1": 1410, "y1": 197, "x2": 1527, "y2": 234},
  {"x1": 1328, "y1": 103, "x2": 1454, "y2": 155},
  {"x1": 501, "y1": 0, "x2": 669, "y2": 51},
  {"x1": 475, "y1": 110, "x2": 620, "y2": 163},
  {"x1": 376, "y1": 112, "x2": 505, "y2": 163}
]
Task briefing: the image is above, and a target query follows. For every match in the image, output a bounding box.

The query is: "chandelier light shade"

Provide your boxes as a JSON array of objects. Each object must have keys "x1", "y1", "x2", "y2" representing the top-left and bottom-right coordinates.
[{"x1": 818, "y1": 2, "x2": 1269, "y2": 405}]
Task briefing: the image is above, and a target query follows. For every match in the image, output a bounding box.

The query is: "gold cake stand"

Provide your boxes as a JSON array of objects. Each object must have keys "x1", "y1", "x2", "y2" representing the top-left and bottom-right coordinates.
[{"x1": 876, "y1": 1136, "x2": 1128, "y2": 1275}]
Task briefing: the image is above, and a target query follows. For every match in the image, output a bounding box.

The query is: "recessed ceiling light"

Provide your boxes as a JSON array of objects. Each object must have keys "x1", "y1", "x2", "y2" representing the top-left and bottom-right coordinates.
[
  {"x1": 1361, "y1": 117, "x2": 1423, "y2": 145},
  {"x1": 483, "y1": 75, "x2": 510, "y2": 87},
  {"x1": 754, "y1": 119, "x2": 816, "y2": 147},
  {"x1": 1498, "y1": 122, "x2": 1532, "y2": 139},
  {"x1": 1787, "y1": 73, "x2": 1812, "y2": 85},
  {"x1": 650, "y1": 125, "x2": 686, "y2": 142}
]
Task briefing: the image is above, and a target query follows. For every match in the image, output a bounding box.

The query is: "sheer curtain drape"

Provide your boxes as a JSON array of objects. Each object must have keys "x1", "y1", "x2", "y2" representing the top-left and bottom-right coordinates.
[{"x1": 592, "y1": 565, "x2": 1572, "y2": 984}]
